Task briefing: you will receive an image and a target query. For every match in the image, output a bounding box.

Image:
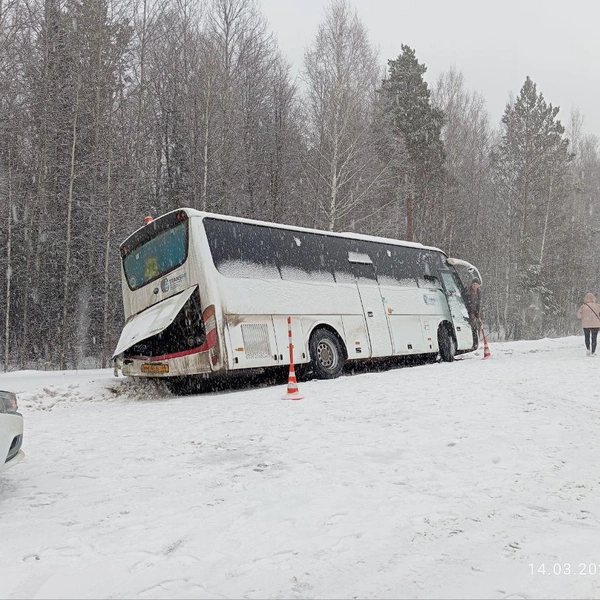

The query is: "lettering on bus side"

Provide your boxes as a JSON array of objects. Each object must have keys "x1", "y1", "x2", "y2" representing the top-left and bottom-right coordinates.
[{"x1": 161, "y1": 272, "x2": 188, "y2": 293}]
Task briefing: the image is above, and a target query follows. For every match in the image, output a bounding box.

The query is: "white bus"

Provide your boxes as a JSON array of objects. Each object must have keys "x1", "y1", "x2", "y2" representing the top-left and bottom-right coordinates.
[{"x1": 112, "y1": 209, "x2": 482, "y2": 391}]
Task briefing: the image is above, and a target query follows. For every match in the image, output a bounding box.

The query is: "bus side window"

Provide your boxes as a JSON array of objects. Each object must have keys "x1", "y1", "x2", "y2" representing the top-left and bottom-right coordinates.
[
  {"x1": 238, "y1": 223, "x2": 280, "y2": 279},
  {"x1": 416, "y1": 249, "x2": 443, "y2": 288},
  {"x1": 205, "y1": 219, "x2": 280, "y2": 280},
  {"x1": 205, "y1": 218, "x2": 243, "y2": 274},
  {"x1": 308, "y1": 234, "x2": 336, "y2": 283},
  {"x1": 274, "y1": 230, "x2": 334, "y2": 283},
  {"x1": 372, "y1": 245, "x2": 418, "y2": 287},
  {"x1": 347, "y1": 240, "x2": 378, "y2": 283},
  {"x1": 274, "y1": 229, "x2": 310, "y2": 281},
  {"x1": 326, "y1": 237, "x2": 355, "y2": 284}
]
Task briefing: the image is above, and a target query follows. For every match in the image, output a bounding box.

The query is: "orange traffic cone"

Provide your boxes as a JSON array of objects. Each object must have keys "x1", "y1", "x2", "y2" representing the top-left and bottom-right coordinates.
[
  {"x1": 282, "y1": 362, "x2": 304, "y2": 401},
  {"x1": 282, "y1": 316, "x2": 304, "y2": 400},
  {"x1": 480, "y1": 323, "x2": 491, "y2": 359}
]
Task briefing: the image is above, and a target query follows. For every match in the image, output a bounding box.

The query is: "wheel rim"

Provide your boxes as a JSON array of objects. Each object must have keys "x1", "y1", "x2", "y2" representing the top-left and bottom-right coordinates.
[{"x1": 317, "y1": 338, "x2": 338, "y2": 371}]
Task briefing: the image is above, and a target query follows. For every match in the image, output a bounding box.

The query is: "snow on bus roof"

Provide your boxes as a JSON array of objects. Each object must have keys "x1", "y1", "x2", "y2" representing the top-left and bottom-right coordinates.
[
  {"x1": 138, "y1": 207, "x2": 445, "y2": 256},
  {"x1": 338, "y1": 231, "x2": 444, "y2": 254}
]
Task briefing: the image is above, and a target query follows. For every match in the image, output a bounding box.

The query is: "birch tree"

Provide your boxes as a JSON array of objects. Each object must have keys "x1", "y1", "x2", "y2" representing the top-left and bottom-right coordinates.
[
  {"x1": 0, "y1": 0, "x2": 27, "y2": 369},
  {"x1": 433, "y1": 68, "x2": 493, "y2": 255},
  {"x1": 302, "y1": 0, "x2": 382, "y2": 232}
]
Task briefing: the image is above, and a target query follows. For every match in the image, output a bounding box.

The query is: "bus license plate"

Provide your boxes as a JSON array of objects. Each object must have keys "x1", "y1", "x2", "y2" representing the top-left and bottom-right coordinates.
[{"x1": 141, "y1": 363, "x2": 169, "y2": 373}]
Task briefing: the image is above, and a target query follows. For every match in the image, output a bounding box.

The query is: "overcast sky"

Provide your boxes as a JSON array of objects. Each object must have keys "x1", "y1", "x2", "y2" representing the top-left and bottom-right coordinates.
[{"x1": 260, "y1": 0, "x2": 600, "y2": 138}]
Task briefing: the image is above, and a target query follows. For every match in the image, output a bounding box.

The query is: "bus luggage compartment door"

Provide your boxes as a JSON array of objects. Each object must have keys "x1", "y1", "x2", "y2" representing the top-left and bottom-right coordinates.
[
  {"x1": 226, "y1": 317, "x2": 280, "y2": 369},
  {"x1": 438, "y1": 270, "x2": 474, "y2": 350}
]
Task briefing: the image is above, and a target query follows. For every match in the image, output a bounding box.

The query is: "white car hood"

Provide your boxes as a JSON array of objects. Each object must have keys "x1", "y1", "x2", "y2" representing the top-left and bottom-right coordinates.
[{"x1": 112, "y1": 286, "x2": 197, "y2": 359}]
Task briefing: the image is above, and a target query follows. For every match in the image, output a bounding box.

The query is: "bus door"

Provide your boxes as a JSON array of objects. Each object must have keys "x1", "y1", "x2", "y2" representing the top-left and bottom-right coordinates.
[
  {"x1": 447, "y1": 257, "x2": 483, "y2": 287},
  {"x1": 348, "y1": 252, "x2": 393, "y2": 358},
  {"x1": 438, "y1": 269, "x2": 474, "y2": 350}
]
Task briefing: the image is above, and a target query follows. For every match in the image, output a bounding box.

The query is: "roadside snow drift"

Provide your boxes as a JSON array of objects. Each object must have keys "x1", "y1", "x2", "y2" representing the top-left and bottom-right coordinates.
[{"x1": 1, "y1": 336, "x2": 600, "y2": 599}]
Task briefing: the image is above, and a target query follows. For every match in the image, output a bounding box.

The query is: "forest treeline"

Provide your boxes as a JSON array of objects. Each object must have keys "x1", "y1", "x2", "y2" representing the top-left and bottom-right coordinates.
[{"x1": 1, "y1": 0, "x2": 599, "y2": 370}]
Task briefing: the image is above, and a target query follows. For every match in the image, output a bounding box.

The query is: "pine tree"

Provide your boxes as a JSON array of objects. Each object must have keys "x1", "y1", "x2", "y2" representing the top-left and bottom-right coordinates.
[
  {"x1": 493, "y1": 76, "x2": 572, "y2": 339},
  {"x1": 380, "y1": 44, "x2": 445, "y2": 241}
]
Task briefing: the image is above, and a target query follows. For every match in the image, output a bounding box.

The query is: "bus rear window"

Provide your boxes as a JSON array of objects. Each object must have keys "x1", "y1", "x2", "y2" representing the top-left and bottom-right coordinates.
[{"x1": 122, "y1": 220, "x2": 188, "y2": 290}]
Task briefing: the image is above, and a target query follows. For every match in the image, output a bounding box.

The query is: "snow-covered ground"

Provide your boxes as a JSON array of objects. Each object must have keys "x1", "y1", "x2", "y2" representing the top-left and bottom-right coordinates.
[{"x1": 1, "y1": 336, "x2": 600, "y2": 599}]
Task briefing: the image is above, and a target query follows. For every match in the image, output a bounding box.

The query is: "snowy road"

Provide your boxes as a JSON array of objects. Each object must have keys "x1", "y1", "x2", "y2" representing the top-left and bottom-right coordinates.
[{"x1": 1, "y1": 337, "x2": 600, "y2": 599}]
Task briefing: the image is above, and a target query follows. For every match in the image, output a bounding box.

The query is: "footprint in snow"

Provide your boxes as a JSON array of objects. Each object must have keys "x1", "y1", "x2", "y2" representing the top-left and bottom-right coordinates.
[{"x1": 253, "y1": 462, "x2": 272, "y2": 472}]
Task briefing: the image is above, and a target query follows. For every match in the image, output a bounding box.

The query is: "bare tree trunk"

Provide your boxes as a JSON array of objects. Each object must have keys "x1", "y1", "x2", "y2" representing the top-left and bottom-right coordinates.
[
  {"x1": 328, "y1": 119, "x2": 339, "y2": 231},
  {"x1": 3, "y1": 147, "x2": 12, "y2": 371},
  {"x1": 20, "y1": 201, "x2": 38, "y2": 369},
  {"x1": 406, "y1": 174, "x2": 414, "y2": 241},
  {"x1": 202, "y1": 83, "x2": 212, "y2": 211},
  {"x1": 503, "y1": 269, "x2": 511, "y2": 339},
  {"x1": 101, "y1": 129, "x2": 113, "y2": 368},
  {"x1": 134, "y1": 0, "x2": 148, "y2": 215},
  {"x1": 538, "y1": 174, "x2": 553, "y2": 266},
  {"x1": 60, "y1": 83, "x2": 80, "y2": 370}
]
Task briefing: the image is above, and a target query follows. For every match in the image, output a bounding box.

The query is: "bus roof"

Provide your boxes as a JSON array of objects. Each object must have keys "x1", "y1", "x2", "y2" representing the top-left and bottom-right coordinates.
[{"x1": 123, "y1": 208, "x2": 447, "y2": 256}]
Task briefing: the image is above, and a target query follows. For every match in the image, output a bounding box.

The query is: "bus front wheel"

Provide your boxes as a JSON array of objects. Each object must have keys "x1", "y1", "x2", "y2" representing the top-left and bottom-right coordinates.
[
  {"x1": 309, "y1": 329, "x2": 345, "y2": 379},
  {"x1": 438, "y1": 325, "x2": 456, "y2": 362}
]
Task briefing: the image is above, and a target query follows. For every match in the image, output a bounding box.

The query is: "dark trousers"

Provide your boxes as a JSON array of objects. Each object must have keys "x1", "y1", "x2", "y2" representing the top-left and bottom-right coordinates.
[{"x1": 584, "y1": 328, "x2": 599, "y2": 353}]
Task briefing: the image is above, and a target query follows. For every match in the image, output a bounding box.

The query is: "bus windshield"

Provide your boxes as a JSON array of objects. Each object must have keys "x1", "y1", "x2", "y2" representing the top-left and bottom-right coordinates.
[{"x1": 122, "y1": 218, "x2": 188, "y2": 290}]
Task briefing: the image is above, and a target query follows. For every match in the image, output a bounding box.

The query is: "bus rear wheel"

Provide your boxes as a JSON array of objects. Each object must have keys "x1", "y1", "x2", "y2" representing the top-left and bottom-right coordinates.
[
  {"x1": 438, "y1": 325, "x2": 456, "y2": 362},
  {"x1": 309, "y1": 329, "x2": 345, "y2": 379}
]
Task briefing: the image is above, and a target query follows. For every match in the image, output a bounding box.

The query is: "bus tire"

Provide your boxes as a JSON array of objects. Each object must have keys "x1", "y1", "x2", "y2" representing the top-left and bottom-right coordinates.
[
  {"x1": 438, "y1": 325, "x2": 456, "y2": 362},
  {"x1": 309, "y1": 328, "x2": 345, "y2": 379}
]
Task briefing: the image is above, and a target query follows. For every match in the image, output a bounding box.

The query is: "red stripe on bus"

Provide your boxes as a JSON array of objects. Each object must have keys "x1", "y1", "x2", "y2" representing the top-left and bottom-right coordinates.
[{"x1": 144, "y1": 328, "x2": 217, "y2": 362}]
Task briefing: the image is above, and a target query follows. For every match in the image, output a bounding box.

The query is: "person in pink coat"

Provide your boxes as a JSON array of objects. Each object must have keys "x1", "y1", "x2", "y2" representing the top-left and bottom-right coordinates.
[{"x1": 576, "y1": 292, "x2": 600, "y2": 356}]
